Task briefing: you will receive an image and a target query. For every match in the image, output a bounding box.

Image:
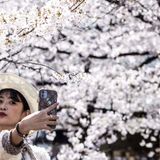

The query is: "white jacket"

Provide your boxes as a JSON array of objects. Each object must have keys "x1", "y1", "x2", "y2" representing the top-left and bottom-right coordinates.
[{"x1": 0, "y1": 130, "x2": 51, "y2": 160}]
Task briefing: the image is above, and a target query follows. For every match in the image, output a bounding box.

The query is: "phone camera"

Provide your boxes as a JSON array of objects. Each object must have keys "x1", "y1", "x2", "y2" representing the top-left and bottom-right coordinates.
[{"x1": 41, "y1": 90, "x2": 48, "y2": 99}]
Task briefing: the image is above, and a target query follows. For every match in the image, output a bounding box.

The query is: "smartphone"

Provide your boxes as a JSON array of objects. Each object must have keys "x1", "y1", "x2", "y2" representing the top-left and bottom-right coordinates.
[{"x1": 39, "y1": 89, "x2": 58, "y2": 115}]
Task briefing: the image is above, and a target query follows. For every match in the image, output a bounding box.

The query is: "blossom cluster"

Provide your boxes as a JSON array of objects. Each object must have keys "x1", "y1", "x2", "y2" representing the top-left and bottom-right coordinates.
[{"x1": 0, "y1": 0, "x2": 87, "y2": 51}]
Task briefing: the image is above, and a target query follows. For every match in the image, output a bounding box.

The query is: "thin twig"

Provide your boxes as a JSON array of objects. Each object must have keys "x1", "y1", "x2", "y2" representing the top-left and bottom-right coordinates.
[
  {"x1": 0, "y1": 58, "x2": 62, "y2": 78},
  {"x1": 69, "y1": 0, "x2": 85, "y2": 12}
]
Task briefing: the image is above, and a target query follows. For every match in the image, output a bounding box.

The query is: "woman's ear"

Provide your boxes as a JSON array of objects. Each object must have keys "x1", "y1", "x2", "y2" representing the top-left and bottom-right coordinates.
[{"x1": 20, "y1": 110, "x2": 31, "y2": 120}]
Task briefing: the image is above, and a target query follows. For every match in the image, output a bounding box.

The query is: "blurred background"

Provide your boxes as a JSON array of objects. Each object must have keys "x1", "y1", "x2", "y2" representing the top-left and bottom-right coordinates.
[{"x1": 0, "y1": 0, "x2": 160, "y2": 159}]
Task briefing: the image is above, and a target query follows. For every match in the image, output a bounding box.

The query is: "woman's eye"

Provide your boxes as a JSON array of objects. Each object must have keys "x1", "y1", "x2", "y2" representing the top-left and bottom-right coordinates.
[
  {"x1": 9, "y1": 101, "x2": 16, "y2": 105},
  {"x1": 0, "y1": 99, "x2": 3, "y2": 104}
]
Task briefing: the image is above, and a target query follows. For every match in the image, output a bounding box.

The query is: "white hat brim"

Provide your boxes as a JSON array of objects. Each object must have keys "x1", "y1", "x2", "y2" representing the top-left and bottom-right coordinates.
[{"x1": 0, "y1": 73, "x2": 38, "y2": 113}]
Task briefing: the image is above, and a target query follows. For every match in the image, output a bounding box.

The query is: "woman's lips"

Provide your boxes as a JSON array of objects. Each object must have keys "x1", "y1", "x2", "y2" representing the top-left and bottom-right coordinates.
[{"x1": 0, "y1": 112, "x2": 7, "y2": 117}]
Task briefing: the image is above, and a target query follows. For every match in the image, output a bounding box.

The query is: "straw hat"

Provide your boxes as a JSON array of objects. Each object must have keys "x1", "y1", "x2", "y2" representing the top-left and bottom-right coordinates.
[{"x1": 0, "y1": 73, "x2": 38, "y2": 113}]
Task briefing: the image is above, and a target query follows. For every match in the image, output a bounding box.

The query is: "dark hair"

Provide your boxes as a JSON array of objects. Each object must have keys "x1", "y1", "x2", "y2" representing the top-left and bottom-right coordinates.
[{"x1": 0, "y1": 89, "x2": 30, "y2": 111}]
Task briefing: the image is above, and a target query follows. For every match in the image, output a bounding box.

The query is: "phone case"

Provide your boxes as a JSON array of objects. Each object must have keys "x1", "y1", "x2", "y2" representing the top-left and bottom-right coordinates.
[{"x1": 39, "y1": 89, "x2": 57, "y2": 115}]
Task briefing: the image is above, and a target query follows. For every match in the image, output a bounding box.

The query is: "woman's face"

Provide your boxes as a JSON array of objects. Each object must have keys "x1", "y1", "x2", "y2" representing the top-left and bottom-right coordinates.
[{"x1": 0, "y1": 91, "x2": 27, "y2": 130}]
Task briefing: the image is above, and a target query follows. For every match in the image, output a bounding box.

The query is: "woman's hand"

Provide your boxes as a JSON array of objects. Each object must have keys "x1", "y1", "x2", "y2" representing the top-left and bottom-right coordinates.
[{"x1": 19, "y1": 103, "x2": 59, "y2": 135}]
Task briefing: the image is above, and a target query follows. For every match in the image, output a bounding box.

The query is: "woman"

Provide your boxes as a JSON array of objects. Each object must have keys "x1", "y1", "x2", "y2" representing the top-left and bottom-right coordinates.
[{"x1": 0, "y1": 73, "x2": 58, "y2": 160}]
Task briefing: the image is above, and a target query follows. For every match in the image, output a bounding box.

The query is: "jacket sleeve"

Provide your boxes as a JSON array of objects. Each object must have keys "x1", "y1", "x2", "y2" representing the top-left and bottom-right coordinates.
[{"x1": 0, "y1": 130, "x2": 23, "y2": 160}]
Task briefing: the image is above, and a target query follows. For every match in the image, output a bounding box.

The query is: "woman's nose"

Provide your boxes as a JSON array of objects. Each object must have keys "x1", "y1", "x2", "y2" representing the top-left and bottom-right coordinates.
[{"x1": 0, "y1": 102, "x2": 8, "y2": 111}]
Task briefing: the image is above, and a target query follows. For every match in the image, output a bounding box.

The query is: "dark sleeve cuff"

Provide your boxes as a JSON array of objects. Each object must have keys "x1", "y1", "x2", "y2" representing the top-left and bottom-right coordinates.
[{"x1": 2, "y1": 131, "x2": 24, "y2": 155}]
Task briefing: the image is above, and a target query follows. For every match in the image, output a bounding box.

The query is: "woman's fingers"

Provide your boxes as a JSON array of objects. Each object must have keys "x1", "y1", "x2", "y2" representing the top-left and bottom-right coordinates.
[
  {"x1": 44, "y1": 123, "x2": 57, "y2": 131},
  {"x1": 45, "y1": 102, "x2": 59, "y2": 114},
  {"x1": 47, "y1": 120, "x2": 57, "y2": 126},
  {"x1": 21, "y1": 103, "x2": 59, "y2": 132},
  {"x1": 48, "y1": 114, "x2": 58, "y2": 121},
  {"x1": 46, "y1": 115, "x2": 58, "y2": 130}
]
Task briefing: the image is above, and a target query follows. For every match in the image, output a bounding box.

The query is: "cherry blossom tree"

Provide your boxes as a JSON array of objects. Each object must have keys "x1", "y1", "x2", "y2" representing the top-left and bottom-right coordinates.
[{"x1": 0, "y1": 0, "x2": 160, "y2": 159}]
